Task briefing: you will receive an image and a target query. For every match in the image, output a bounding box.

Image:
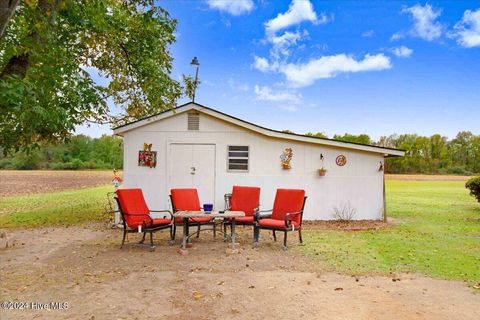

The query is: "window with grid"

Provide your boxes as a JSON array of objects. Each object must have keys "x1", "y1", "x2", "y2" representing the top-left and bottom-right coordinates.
[{"x1": 227, "y1": 146, "x2": 249, "y2": 172}]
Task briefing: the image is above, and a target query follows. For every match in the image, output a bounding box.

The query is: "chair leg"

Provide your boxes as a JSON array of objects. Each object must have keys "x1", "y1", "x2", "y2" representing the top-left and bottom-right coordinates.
[
  {"x1": 272, "y1": 230, "x2": 277, "y2": 241},
  {"x1": 120, "y1": 228, "x2": 127, "y2": 249},
  {"x1": 283, "y1": 231, "x2": 288, "y2": 251},
  {"x1": 213, "y1": 223, "x2": 217, "y2": 239},
  {"x1": 253, "y1": 226, "x2": 259, "y2": 248},
  {"x1": 172, "y1": 224, "x2": 177, "y2": 241},
  {"x1": 196, "y1": 225, "x2": 200, "y2": 238},
  {"x1": 169, "y1": 226, "x2": 175, "y2": 245},
  {"x1": 139, "y1": 231, "x2": 146, "y2": 244},
  {"x1": 298, "y1": 229, "x2": 303, "y2": 244},
  {"x1": 149, "y1": 231, "x2": 155, "y2": 251}
]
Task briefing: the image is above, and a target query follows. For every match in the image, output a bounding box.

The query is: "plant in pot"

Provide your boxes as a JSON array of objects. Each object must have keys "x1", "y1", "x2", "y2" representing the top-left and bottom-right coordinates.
[
  {"x1": 280, "y1": 148, "x2": 293, "y2": 169},
  {"x1": 318, "y1": 167, "x2": 327, "y2": 176}
]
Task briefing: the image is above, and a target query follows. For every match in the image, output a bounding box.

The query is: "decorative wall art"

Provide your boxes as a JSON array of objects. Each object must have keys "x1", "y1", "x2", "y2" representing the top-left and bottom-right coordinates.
[
  {"x1": 280, "y1": 148, "x2": 293, "y2": 169},
  {"x1": 335, "y1": 155, "x2": 347, "y2": 167},
  {"x1": 111, "y1": 169, "x2": 123, "y2": 188},
  {"x1": 138, "y1": 143, "x2": 157, "y2": 168}
]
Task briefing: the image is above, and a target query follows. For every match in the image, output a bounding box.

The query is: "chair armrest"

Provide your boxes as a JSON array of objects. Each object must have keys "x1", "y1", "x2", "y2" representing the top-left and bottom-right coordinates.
[
  {"x1": 254, "y1": 209, "x2": 272, "y2": 223},
  {"x1": 150, "y1": 210, "x2": 174, "y2": 220},
  {"x1": 284, "y1": 210, "x2": 303, "y2": 228}
]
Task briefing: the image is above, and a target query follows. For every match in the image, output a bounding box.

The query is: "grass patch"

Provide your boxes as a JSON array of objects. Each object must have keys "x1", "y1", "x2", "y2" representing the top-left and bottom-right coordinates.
[
  {"x1": 300, "y1": 180, "x2": 480, "y2": 283},
  {"x1": 0, "y1": 185, "x2": 111, "y2": 228}
]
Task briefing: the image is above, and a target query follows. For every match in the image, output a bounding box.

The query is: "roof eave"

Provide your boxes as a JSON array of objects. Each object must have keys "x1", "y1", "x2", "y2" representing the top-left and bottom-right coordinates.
[{"x1": 113, "y1": 102, "x2": 405, "y2": 157}]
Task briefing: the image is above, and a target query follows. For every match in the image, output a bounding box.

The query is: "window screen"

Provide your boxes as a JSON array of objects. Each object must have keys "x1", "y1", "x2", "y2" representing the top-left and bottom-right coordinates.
[{"x1": 227, "y1": 146, "x2": 249, "y2": 171}]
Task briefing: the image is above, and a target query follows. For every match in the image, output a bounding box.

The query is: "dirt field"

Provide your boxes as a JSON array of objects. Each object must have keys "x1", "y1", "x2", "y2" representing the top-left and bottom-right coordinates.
[
  {"x1": 1, "y1": 224, "x2": 479, "y2": 320},
  {"x1": 0, "y1": 170, "x2": 113, "y2": 196}
]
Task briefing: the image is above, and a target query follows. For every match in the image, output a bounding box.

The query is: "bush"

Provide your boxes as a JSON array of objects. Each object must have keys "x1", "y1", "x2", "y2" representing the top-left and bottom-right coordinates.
[
  {"x1": 447, "y1": 166, "x2": 472, "y2": 175},
  {"x1": 0, "y1": 158, "x2": 13, "y2": 169},
  {"x1": 465, "y1": 177, "x2": 480, "y2": 203}
]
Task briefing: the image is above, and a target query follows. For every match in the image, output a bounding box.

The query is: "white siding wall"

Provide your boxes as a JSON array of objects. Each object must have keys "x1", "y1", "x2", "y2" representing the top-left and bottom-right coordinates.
[{"x1": 122, "y1": 112, "x2": 385, "y2": 220}]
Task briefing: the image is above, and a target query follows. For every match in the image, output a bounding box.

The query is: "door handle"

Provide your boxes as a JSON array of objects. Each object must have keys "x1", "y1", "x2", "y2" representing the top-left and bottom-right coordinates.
[{"x1": 190, "y1": 167, "x2": 196, "y2": 175}]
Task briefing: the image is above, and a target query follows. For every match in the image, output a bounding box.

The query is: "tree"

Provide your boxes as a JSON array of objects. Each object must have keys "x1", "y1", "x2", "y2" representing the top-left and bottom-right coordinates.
[
  {"x1": 305, "y1": 132, "x2": 328, "y2": 139},
  {"x1": 333, "y1": 133, "x2": 371, "y2": 145},
  {"x1": 0, "y1": 0, "x2": 182, "y2": 154}
]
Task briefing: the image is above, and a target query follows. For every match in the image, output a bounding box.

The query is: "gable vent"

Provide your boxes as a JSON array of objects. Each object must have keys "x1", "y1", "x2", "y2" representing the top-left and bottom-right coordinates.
[{"x1": 188, "y1": 112, "x2": 200, "y2": 130}]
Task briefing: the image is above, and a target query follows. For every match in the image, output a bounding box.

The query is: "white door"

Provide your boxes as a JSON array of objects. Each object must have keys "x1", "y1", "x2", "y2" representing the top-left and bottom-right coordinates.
[{"x1": 168, "y1": 144, "x2": 216, "y2": 204}]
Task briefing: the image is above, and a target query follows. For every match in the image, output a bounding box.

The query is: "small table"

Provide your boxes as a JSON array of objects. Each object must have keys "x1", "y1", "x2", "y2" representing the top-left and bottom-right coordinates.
[{"x1": 173, "y1": 211, "x2": 245, "y2": 250}]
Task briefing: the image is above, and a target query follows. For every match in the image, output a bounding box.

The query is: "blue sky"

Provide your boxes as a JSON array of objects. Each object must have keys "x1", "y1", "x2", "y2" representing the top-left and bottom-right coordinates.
[{"x1": 77, "y1": 0, "x2": 480, "y2": 140}]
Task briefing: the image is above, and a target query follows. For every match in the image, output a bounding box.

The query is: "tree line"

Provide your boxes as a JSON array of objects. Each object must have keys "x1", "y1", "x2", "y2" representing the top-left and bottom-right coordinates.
[
  {"x1": 0, "y1": 135, "x2": 122, "y2": 170},
  {"x1": 309, "y1": 131, "x2": 480, "y2": 175}
]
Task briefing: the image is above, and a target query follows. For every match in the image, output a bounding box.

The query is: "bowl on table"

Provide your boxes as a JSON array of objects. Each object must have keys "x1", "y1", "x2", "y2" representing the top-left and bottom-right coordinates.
[{"x1": 203, "y1": 204, "x2": 213, "y2": 213}]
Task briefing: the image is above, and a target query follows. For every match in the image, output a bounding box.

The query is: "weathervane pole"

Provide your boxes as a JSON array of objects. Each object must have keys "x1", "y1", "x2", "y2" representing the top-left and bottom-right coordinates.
[{"x1": 190, "y1": 56, "x2": 200, "y2": 102}]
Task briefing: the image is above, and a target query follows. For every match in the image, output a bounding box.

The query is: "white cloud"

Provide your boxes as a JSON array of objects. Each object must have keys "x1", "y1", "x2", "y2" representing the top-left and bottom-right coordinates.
[
  {"x1": 390, "y1": 32, "x2": 404, "y2": 41},
  {"x1": 402, "y1": 4, "x2": 444, "y2": 41},
  {"x1": 206, "y1": 0, "x2": 254, "y2": 16},
  {"x1": 252, "y1": 56, "x2": 274, "y2": 72},
  {"x1": 254, "y1": 85, "x2": 302, "y2": 105},
  {"x1": 451, "y1": 8, "x2": 480, "y2": 48},
  {"x1": 392, "y1": 46, "x2": 413, "y2": 58},
  {"x1": 269, "y1": 30, "x2": 309, "y2": 58},
  {"x1": 280, "y1": 53, "x2": 392, "y2": 87},
  {"x1": 362, "y1": 30, "x2": 375, "y2": 37},
  {"x1": 265, "y1": 0, "x2": 326, "y2": 34}
]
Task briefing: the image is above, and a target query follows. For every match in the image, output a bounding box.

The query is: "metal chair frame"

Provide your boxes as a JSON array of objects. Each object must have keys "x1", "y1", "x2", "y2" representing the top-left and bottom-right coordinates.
[
  {"x1": 115, "y1": 197, "x2": 173, "y2": 251},
  {"x1": 253, "y1": 196, "x2": 307, "y2": 250}
]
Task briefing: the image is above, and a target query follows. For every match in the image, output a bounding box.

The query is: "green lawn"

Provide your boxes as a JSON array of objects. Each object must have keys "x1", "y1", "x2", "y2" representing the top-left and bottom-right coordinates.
[
  {"x1": 300, "y1": 180, "x2": 480, "y2": 283},
  {"x1": 1, "y1": 180, "x2": 479, "y2": 283},
  {"x1": 0, "y1": 186, "x2": 112, "y2": 228}
]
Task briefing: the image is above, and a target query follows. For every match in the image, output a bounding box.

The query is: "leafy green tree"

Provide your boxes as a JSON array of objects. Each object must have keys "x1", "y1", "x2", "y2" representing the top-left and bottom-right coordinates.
[
  {"x1": 0, "y1": 0, "x2": 182, "y2": 154},
  {"x1": 333, "y1": 133, "x2": 371, "y2": 145},
  {"x1": 305, "y1": 132, "x2": 328, "y2": 139}
]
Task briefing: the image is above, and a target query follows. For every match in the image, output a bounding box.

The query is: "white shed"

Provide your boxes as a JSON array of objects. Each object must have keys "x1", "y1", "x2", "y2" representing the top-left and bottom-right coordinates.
[{"x1": 113, "y1": 102, "x2": 404, "y2": 220}]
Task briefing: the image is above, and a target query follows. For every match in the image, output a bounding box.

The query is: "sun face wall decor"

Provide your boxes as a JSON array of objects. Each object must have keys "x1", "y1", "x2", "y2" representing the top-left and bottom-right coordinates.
[{"x1": 335, "y1": 155, "x2": 347, "y2": 167}]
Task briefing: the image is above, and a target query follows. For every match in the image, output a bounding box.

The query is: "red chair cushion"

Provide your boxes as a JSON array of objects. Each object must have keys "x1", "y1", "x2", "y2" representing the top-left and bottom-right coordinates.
[
  {"x1": 233, "y1": 216, "x2": 254, "y2": 225},
  {"x1": 271, "y1": 189, "x2": 305, "y2": 225},
  {"x1": 230, "y1": 186, "x2": 260, "y2": 217},
  {"x1": 116, "y1": 189, "x2": 151, "y2": 228},
  {"x1": 171, "y1": 189, "x2": 201, "y2": 211},
  {"x1": 258, "y1": 218, "x2": 299, "y2": 230},
  {"x1": 152, "y1": 218, "x2": 171, "y2": 226}
]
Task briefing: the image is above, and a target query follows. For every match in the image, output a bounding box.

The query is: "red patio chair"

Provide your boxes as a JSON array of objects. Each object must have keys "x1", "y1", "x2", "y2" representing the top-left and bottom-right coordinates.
[
  {"x1": 170, "y1": 188, "x2": 215, "y2": 241},
  {"x1": 115, "y1": 188, "x2": 173, "y2": 251},
  {"x1": 223, "y1": 186, "x2": 261, "y2": 238},
  {"x1": 253, "y1": 189, "x2": 307, "y2": 250}
]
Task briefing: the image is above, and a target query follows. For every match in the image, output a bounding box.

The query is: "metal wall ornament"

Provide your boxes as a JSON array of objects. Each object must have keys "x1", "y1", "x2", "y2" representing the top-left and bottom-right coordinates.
[
  {"x1": 280, "y1": 148, "x2": 293, "y2": 169},
  {"x1": 378, "y1": 161, "x2": 384, "y2": 172},
  {"x1": 138, "y1": 143, "x2": 157, "y2": 168},
  {"x1": 335, "y1": 155, "x2": 347, "y2": 167}
]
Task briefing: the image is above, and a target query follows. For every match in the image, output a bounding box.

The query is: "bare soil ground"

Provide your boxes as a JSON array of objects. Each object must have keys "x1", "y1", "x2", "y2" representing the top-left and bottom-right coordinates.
[
  {"x1": 386, "y1": 174, "x2": 473, "y2": 181},
  {"x1": 1, "y1": 224, "x2": 479, "y2": 320},
  {"x1": 0, "y1": 171, "x2": 473, "y2": 198},
  {"x1": 0, "y1": 170, "x2": 113, "y2": 196}
]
